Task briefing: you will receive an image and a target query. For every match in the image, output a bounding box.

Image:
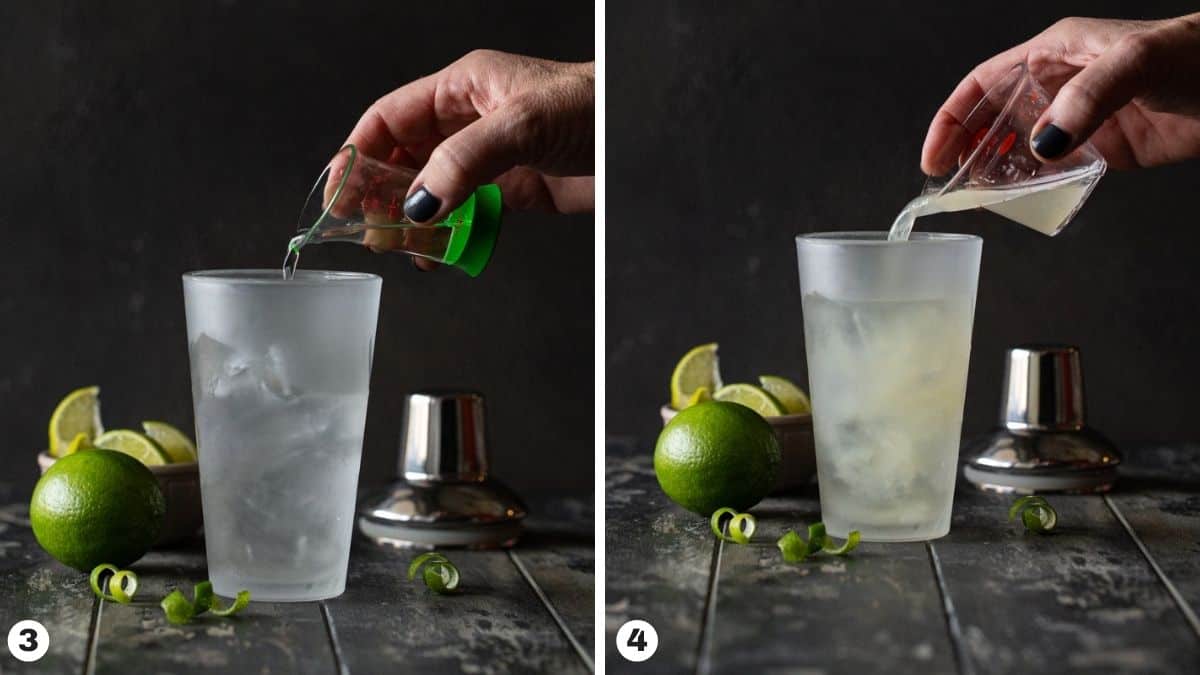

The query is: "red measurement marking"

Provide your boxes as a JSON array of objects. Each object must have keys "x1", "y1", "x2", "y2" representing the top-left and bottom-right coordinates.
[
  {"x1": 997, "y1": 131, "x2": 1016, "y2": 156},
  {"x1": 967, "y1": 127, "x2": 989, "y2": 156},
  {"x1": 387, "y1": 194, "x2": 400, "y2": 221}
]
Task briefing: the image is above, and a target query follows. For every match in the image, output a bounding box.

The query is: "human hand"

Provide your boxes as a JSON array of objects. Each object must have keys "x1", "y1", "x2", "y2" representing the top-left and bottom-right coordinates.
[
  {"x1": 922, "y1": 13, "x2": 1200, "y2": 174},
  {"x1": 345, "y1": 50, "x2": 594, "y2": 228}
]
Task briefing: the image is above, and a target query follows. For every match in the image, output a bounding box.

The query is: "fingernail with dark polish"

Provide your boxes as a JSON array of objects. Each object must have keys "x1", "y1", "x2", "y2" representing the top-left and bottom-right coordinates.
[
  {"x1": 1032, "y1": 124, "x2": 1071, "y2": 160},
  {"x1": 404, "y1": 186, "x2": 441, "y2": 223}
]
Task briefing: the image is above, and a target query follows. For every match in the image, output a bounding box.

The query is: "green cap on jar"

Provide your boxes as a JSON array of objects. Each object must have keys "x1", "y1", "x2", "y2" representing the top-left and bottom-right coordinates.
[{"x1": 440, "y1": 184, "x2": 502, "y2": 277}]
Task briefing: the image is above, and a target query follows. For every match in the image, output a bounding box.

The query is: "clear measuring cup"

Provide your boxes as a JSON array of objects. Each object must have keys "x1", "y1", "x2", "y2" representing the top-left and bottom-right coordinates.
[
  {"x1": 286, "y1": 145, "x2": 502, "y2": 277},
  {"x1": 918, "y1": 63, "x2": 1107, "y2": 236}
]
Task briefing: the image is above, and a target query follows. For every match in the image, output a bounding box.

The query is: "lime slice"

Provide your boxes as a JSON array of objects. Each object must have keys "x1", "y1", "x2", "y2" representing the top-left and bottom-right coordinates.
[
  {"x1": 62, "y1": 432, "x2": 94, "y2": 457},
  {"x1": 758, "y1": 375, "x2": 811, "y2": 414},
  {"x1": 93, "y1": 430, "x2": 169, "y2": 466},
  {"x1": 48, "y1": 386, "x2": 104, "y2": 457},
  {"x1": 141, "y1": 421, "x2": 198, "y2": 463},
  {"x1": 685, "y1": 386, "x2": 711, "y2": 408},
  {"x1": 670, "y1": 343, "x2": 722, "y2": 410},
  {"x1": 713, "y1": 383, "x2": 786, "y2": 417}
]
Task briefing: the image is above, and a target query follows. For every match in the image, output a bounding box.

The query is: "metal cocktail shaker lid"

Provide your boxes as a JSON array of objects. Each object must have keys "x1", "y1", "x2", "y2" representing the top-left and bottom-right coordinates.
[
  {"x1": 964, "y1": 345, "x2": 1121, "y2": 493},
  {"x1": 358, "y1": 391, "x2": 526, "y2": 548}
]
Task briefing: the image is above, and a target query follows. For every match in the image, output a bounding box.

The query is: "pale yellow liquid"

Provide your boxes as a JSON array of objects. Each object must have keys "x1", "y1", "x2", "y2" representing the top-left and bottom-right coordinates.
[{"x1": 888, "y1": 173, "x2": 1095, "y2": 241}]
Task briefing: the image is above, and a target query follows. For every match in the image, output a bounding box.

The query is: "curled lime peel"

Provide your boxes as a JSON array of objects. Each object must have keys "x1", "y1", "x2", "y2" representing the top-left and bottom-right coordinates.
[
  {"x1": 160, "y1": 581, "x2": 250, "y2": 624},
  {"x1": 729, "y1": 513, "x2": 757, "y2": 544},
  {"x1": 408, "y1": 552, "x2": 451, "y2": 581},
  {"x1": 777, "y1": 523, "x2": 861, "y2": 562},
  {"x1": 161, "y1": 590, "x2": 195, "y2": 625},
  {"x1": 192, "y1": 580, "x2": 214, "y2": 615},
  {"x1": 1010, "y1": 495, "x2": 1057, "y2": 534},
  {"x1": 777, "y1": 530, "x2": 809, "y2": 563},
  {"x1": 109, "y1": 570, "x2": 139, "y2": 604},
  {"x1": 209, "y1": 590, "x2": 251, "y2": 616},
  {"x1": 822, "y1": 531, "x2": 861, "y2": 556},
  {"x1": 89, "y1": 564, "x2": 120, "y2": 602},
  {"x1": 423, "y1": 563, "x2": 460, "y2": 594},
  {"x1": 805, "y1": 523, "x2": 827, "y2": 557},
  {"x1": 709, "y1": 508, "x2": 738, "y2": 541},
  {"x1": 410, "y1": 551, "x2": 460, "y2": 594}
]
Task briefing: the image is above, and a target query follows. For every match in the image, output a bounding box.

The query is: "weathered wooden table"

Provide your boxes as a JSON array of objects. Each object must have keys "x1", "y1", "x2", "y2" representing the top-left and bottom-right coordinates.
[
  {"x1": 606, "y1": 438, "x2": 1200, "y2": 674},
  {"x1": 0, "y1": 489, "x2": 593, "y2": 674}
]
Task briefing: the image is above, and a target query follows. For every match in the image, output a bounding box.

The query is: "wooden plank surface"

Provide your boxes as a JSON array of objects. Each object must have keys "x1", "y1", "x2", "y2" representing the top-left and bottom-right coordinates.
[
  {"x1": 932, "y1": 485, "x2": 1200, "y2": 674},
  {"x1": 324, "y1": 536, "x2": 589, "y2": 674},
  {"x1": 1, "y1": 482, "x2": 594, "y2": 674},
  {"x1": 606, "y1": 439, "x2": 1200, "y2": 674},
  {"x1": 1105, "y1": 444, "x2": 1200, "y2": 634},
  {"x1": 92, "y1": 545, "x2": 336, "y2": 675},
  {"x1": 605, "y1": 440, "x2": 715, "y2": 674},
  {"x1": 0, "y1": 498, "x2": 95, "y2": 675},
  {"x1": 708, "y1": 493, "x2": 958, "y2": 675},
  {"x1": 512, "y1": 497, "x2": 596, "y2": 660}
]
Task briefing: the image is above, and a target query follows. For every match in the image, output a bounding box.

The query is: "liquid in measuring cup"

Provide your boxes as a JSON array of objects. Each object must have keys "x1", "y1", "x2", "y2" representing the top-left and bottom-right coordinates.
[{"x1": 888, "y1": 169, "x2": 1101, "y2": 242}]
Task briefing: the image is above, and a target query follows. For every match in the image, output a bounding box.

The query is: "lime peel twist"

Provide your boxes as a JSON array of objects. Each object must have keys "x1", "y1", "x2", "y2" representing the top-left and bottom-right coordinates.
[
  {"x1": 409, "y1": 552, "x2": 461, "y2": 594},
  {"x1": 710, "y1": 508, "x2": 859, "y2": 561},
  {"x1": 161, "y1": 580, "x2": 250, "y2": 625},
  {"x1": 710, "y1": 508, "x2": 757, "y2": 544},
  {"x1": 777, "y1": 523, "x2": 861, "y2": 563},
  {"x1": 89, "y1": 564, "x2": 138, "y2": 604},
  {"x1": 1009, "y1": 495, "x2": 1058, "y2": 534},
  {"x1": 89, "y1": 564, "x2": 250, "y2": 624}
]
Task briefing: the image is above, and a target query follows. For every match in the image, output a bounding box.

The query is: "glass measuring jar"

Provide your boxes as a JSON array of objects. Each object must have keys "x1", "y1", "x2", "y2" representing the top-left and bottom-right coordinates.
[
  {"x1": 286, "y1": 145, "x2": 502, "y2": 277},
  {"x1": 890, "y1": 63, "x2": 1107, "y2": 241}
]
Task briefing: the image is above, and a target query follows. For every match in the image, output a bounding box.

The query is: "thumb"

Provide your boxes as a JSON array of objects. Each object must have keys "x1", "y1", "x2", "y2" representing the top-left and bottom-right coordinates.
[
  {"x1": 1030, "y1": 35, "x2": 1152, "y2": 160},
  {"x1": 402, "y1": 102, "x2": 539, "y2": 223}
]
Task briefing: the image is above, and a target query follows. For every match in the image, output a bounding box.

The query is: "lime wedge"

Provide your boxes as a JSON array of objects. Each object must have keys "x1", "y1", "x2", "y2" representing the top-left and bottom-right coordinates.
[
  {"x1": 93, "y1": 430, "x2": 169, "y2": 466},
  {"x1": 713, "y1": 383, "x2": 786, "y2": 417},
  {"x1": 758, "y1": 375, "x2": 811, "y2": 414},
  {"x1": 48, "y1": 386, "x2": 104, "y2": 457},
  {"x1": 670, "y1": 343, "x2": 722, "y2": 410},
  {"x1": 62, "y1": 432, "x2": 94, "y2": 457},
  {"x1": 685, "y1": 386, "x2": 712, "y2": 408},
  {"x1": 141, "y1": 421, "x2": 198, "y2": 463}
]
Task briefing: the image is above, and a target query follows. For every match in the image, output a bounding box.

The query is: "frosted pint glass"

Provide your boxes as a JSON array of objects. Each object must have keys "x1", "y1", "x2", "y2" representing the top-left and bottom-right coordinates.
[
  {"x1": 796, "y1": 233, "x2": 981, "y2": 541},
  {"x1": 183, "y1": 270, "x2": 381, "y2": 601}
]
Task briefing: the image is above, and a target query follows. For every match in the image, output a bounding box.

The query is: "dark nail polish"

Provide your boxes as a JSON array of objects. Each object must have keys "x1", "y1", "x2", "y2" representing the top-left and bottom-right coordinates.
[
  {"x1": 404, "y1": 187, "x2": 441, "y2": 223},
  {"x1": 1032, "y1": 124, "x2": 1071, "y2": 160}
]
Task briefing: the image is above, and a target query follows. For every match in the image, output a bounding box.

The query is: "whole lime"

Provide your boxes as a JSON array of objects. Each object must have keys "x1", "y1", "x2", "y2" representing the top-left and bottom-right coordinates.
[
  {"x1": 654, "y1": 401, "x2": 781, "y2": 515},
  {"x1": 30, "y1": 449, "x2": 165, "y2": 571}
]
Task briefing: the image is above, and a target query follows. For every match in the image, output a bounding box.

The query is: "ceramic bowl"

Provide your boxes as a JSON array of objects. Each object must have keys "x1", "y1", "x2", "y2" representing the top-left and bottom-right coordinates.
[
  {"x1": 659, "y1": 405, "x2": 816, "y2": 492},
  {"x1": 37, "y1": 451, "x2": 203, "y2": 546}
]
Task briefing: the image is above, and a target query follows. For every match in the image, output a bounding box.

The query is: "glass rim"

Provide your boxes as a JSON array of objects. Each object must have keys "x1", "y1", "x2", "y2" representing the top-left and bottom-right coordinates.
[
  {"x1": 796, "y1": 231, "x2": 981, "y2": 246},
  {"x1": 293, "y1": 144, "x2": 358, "y2": 249},
  {"x1": 182, "y1": 269, "x2": 381, "y2": 286}
]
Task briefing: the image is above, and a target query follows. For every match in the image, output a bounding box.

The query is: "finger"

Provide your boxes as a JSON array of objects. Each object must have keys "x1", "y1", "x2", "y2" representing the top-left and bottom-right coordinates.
[
  {"x1": 343, "y1": 68, "x2": 480, "y2": 164},
  {"x1": 412, "y1": 257, "x2": 440, "y2": 272},
  {"x1": 323, "y1": 147, "x2": 365, "y2": 219},
  {"x1": 403, "y1": 100, "x2": 539, "y2": 223},
  {"x1": 1030, "y1": 34, "x2": 1152, "y2": 160},
  {"x1": 542, "y1": 176, "x2": 594, "y2": 213},
  {"x1": 343, "y1": 74, "x2": 443, "y2": 162},
  {"x1": 921, "y1": 46, "x2": 1030, "y2": 175}
]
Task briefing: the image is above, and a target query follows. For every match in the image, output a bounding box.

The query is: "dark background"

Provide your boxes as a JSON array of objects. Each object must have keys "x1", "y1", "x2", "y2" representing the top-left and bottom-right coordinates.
[
  {"x1": 607, "y1": 1, "x2": 1200, "y2": 448},
  {"x1": 0, "y1": 2, "x2": 593, "y2": 500}
]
